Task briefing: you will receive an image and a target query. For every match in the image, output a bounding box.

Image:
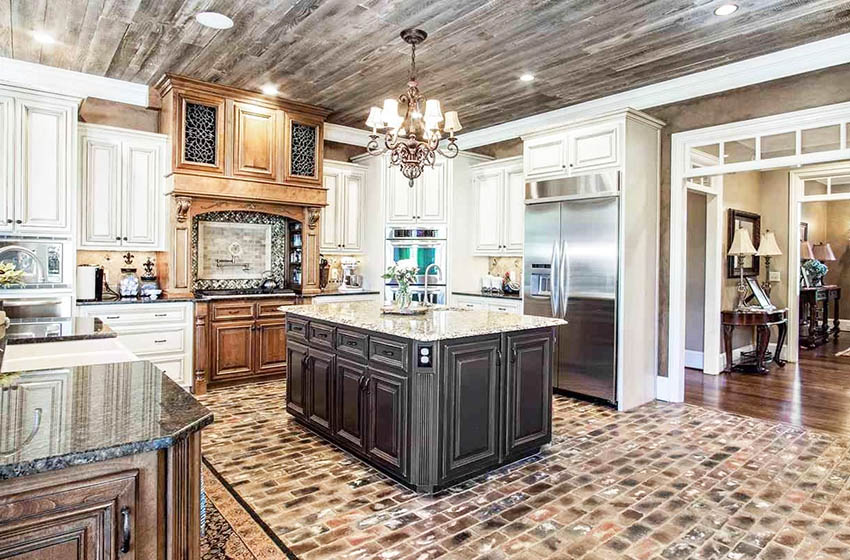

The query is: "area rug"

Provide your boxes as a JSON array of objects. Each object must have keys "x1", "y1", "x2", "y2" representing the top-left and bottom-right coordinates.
[
  {"x1": 202, "y1": 462, "x2": 289, "y2": 560},
  {"x1": 199, "y1": 379, "x2": 850, "y2": 560}
]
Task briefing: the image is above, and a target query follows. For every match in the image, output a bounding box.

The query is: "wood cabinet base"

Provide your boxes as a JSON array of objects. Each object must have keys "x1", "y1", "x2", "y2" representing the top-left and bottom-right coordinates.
[{"x1": 0, "y1": 431, "x2": 203, "y2": 560}]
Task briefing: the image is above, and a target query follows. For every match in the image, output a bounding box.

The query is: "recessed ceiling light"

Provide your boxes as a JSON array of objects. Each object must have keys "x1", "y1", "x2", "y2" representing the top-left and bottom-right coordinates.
[
  {"x1": 714, "y1": 4, "x2": 739, "y2": 16},
  {"x1": 32, "y1": 31, "x2": 55, "y2": 44},
  {"x1": 261, "y1": 84, "x2": 279, "y2": 96},
  {"x1": 519, "y1": 74, "x2": 535, "y2": 82},
  {"x1": 195, "y1": 11, "x2": 234, "y2": 29}
]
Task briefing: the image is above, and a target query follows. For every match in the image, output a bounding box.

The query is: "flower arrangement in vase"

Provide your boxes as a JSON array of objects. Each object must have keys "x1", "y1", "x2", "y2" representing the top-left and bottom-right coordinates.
[
  {"x1": 0, "y1": 262, "x2": 25, "y2": 287},
  {"x1": 382, "y1": 260, "x2": 419, "y2": 309}
]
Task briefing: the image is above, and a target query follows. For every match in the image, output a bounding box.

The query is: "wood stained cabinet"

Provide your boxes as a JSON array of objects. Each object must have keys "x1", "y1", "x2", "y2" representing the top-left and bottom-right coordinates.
[
  {"x1": 200, "y1": 298, "x2": 294, "y2": 392},
  {"x1": 232, "y1": 101, "x2": 278, "y2": 181},
  {"x1": 286, "y1": 340, "x2": 308, "y2": 418}
]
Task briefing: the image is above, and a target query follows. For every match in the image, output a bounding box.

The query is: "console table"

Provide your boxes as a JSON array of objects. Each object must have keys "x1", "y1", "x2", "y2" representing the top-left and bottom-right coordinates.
[
  {"x1": 722, "y1": 308, "x2": 788, "y2": 374},
  {"x1": 799, "y1": 285, "x2": 840, "y2": 349}
]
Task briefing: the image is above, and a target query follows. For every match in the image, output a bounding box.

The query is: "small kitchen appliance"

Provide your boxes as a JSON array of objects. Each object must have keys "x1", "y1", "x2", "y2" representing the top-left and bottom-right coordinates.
[
  {"x1": 76, "y1": 265, "x2": 104, "y2": 302},
  {"x1": 339, "y1": 257, "x2": 363, "y2": 292}
]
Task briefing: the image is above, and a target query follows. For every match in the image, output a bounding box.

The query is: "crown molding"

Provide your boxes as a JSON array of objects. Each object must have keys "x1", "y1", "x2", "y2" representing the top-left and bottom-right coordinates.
[
  {"x1": 324, "y1": 123, "x2": 373, "y2": 146},
  {"x1": 457, "y1": 32, "x2": 850, "y2": 148},
  {"x1": 0, "y1": 57, "x2": 149, "y2": 106}
]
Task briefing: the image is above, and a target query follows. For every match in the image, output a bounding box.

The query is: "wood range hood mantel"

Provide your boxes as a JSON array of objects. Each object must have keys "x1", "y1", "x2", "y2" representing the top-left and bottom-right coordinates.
[{"x1": 155, "y1": 74, "x2": 331, "y2": 298}]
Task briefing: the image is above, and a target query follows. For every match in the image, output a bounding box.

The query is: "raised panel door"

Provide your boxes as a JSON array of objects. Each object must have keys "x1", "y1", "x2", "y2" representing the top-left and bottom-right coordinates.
[
  {"x1": 524, "y1": 133, "x2": 567, "y2": 179},
  {"x1": 334, "y1": 357, "x2": 367, "y2": 450},
  {"x1": 0, "y1": 470, "x2": 137, "y2": 560},
  {"x1": 320, "y1": 170, "x2": 340, "y2": 252},
  {"x1": 505, "y1": 331, "x2": 553, "y2": 456},
  {"x1": 474, "y1": 171, "x2": 503, "y2": 254},
  {"x1": 15, "y1": 99, "x2": 73, "y2": 234},
  {"x1": 385, "y1": 169, "x2": 416, "y2": 224},
  {"x1": 440, "y1": 337, "x2": 501, "y2": 483},
  {"x1": 286, "y1": 340, "x2": 308, "y2": 418},
  {"x1": 210, "y1": 321, "x2": 254, "y2": 381},
  {"x1": 122, "y1": 141, "x2": 161, "y2": 248},
  {"x1": 568, "y1": 124, "x2": 619, "y2": 173},
  {"x1": 80, "y1": 136, "x2": 122, "y2": 247},
  {"x1": 255, "y1": 319, "x2": 286, "y2": 374},
  {"x1": 365, "y1": 365, "x2": 408, "y2": 476},
  {"x1": 503, "y1": 166, "x2": 525, "y2": 254},
  {"x1": 341, "y1": 169, "x2": 364, "y2": 251},
  {"x1": 417, "y1": 161, "x2": 446, "y2": 223},
  {"x1": 232, "y1": 102, "x2": 278, "y2": 180},
  {"x1": 307, "y1": 347, "x2": 334, "y2": 432},
  {"x1": 0, "y1": 97, "x2": 13, "y2": 233}
]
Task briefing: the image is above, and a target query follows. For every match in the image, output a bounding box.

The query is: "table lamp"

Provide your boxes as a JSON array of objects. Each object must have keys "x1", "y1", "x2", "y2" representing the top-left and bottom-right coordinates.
[
  {"x1": 728, "y1": 227, "x2": 758, "y2": 310},
  {"x1": 758, "y1": 230, "x2": 782, "y2": 296}
]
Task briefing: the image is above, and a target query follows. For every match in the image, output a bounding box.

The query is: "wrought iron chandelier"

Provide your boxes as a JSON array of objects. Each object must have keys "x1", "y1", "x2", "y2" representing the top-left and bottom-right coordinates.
[{"x1": 365, "y1": 28, "x2": 462, "y2": 187}]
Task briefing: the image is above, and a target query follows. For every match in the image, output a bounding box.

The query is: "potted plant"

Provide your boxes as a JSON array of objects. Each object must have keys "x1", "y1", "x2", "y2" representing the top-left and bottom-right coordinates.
[
  {"x1": 0, "y1": 261, "x2": 25, "y2": 287},
  {"x1": 382, "y1": 260, "x2": 419, "y2": 309}
]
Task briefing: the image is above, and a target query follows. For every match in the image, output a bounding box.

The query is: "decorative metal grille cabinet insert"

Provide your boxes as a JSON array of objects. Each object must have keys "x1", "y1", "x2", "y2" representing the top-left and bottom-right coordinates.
[
  {"x1": 289, "y1": 122, "x2": 317, "y2": 177},
  {"x1": 184, "y1": 102, "x2": 218, "y2": 165}
]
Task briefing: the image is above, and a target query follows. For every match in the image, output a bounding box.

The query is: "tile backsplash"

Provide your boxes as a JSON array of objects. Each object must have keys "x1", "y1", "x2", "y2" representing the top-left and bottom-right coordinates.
[
  {"x1": 77, "y1": 250, "x2": 162, "y2": 289},
  {"x1": 198, "y1": 221, "x2": 271, "y2": 280},
  {"x1": 489, "y1": 256, "x2": 523, "y2": 284}
]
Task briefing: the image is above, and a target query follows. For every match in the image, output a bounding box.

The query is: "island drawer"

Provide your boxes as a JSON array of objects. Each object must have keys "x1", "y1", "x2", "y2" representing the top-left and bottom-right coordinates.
[
  {"x1": 370, "y1": 336, "x2": 409, "y2": 370},
  {"x1": 308, "y1": 322, "x2": 335, "y2": 349},
  {"x1": 286, "y1": 317, "x2": 308, "y2": 340},
  {"x1": 337, "y1": 329, "x2": 368, "y2": 361},
  {"x1": 211, "y1": 302, "x2": 254, "y2": 321}
]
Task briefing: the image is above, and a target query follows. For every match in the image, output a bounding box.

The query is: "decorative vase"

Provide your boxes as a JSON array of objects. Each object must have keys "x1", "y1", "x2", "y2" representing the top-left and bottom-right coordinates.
[{"x1": 397, "y1": 284, "x2": 412, "y2": 309}]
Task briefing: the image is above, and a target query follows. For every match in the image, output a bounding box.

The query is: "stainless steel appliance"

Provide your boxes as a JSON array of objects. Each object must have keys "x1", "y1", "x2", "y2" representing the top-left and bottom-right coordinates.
[
  {"x1": 0, "y1": 240, "x2": 64, "y2": 285},
  {"x1": 385, "y1": 226, "x2": 447, "y2": 289},
  {"x1": 76, "y1": 265, "x2": 104, "y2": 301},
  {"x1": 385, "y1": 283, "x2": 446, "y2": 305},
  {"x1": 523, "y1": 172, "x2": 619, "y2": 403}
]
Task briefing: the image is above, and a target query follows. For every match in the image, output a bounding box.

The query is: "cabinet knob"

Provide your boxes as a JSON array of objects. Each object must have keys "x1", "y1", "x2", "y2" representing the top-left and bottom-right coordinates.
[
  {"x1": 14, "y1": 219, "x2": 21, "y2": 224},
  {"x1": 123, "y1": 236, "x2": 128, "y2": 241},
  {"x1": 5, "y1": 219, "x2": 10, "y2": 224}
]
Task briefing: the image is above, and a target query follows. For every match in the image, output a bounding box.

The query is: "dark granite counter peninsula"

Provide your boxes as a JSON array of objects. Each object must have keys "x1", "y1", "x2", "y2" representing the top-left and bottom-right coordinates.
[
  {"x1": 5, "y1": 316, "x2": 116, "y2": 345},
  {"x1": 284, "y1": 302, "x2": 564, "y2": 492},
  {"x1": 0, "y1": 361, "x2": 212, "y2": 558}
]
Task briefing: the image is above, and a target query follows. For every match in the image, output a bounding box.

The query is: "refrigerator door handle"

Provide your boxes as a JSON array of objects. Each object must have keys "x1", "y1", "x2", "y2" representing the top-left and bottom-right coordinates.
[
  {"x1": 550, "y1": 241, "x2": 560, "y2": 317},
  {"x1": 560, "y1": 240, "x2": 570, "y2": 319}
]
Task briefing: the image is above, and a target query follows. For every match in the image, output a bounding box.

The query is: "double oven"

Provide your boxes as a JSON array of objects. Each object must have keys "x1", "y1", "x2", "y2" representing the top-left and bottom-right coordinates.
[
  {"x1": 384, "y1": 227, "x2": 447, "y2": 305},
  {"x1": 0, "y1": 239, "x2": 72, "y2": 318}
]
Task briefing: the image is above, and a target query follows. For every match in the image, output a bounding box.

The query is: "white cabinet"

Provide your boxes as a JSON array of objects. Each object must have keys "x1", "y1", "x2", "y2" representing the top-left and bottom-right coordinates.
[
  {"x1": 0, "y1": 88, "x2": 77, "y2": 237},
  {"x1": 79, "y1": 124, "x2": 167, "y2": 250},
  {"x1": 523, "y1": 119, "x2": 621, "y2": 180},
  {"x1": 472, "y1": 157, "x2": 524, "y2": 256},
  {"x1": 385, "y1": 161, "x2": 447, "y2": 224},
  {"x1": 320, "y1": 160, "x2": 366, "y2": 253},
  {"x1": 76, "y1": 301, "x2": 194, "y2": 389},
  {"x1": 453, "y1": 294, "x2": 522, "y2": 314}
]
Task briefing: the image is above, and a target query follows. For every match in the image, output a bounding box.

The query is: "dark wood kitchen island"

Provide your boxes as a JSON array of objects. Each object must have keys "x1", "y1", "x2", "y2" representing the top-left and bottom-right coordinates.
[{"x1": 283, "y1": 302, "x2": 565, "y2": 492}]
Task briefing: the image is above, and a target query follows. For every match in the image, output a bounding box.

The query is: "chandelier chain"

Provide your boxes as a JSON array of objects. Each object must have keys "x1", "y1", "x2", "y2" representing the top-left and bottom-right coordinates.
[{"x1": 409, "y1": 42, "x2": 416, "y2": 81}]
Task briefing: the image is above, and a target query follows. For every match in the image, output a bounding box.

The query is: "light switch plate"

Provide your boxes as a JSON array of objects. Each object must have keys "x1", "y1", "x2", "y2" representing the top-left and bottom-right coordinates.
[{"x1": 769, "y1": 271, "x2": 781, "y2": 282}]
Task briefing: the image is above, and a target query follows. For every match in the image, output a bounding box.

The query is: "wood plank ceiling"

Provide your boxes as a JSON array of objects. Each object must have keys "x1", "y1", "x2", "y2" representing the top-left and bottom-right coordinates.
[{"x1": 2, "y1": 0, "x2": 849, "y2": 132}]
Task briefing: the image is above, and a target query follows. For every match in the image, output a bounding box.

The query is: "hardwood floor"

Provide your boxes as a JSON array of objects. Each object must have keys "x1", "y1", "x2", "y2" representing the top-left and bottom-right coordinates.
[{"x1": 686, "y1": 332, "x2": 850, "y2": 436}]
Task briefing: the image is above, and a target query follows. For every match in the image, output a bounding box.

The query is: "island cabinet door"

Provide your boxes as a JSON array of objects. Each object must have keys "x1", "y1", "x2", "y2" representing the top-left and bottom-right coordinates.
[
  {"x1": 440, "y1": 336, "x2": 502, "y2": 483},
  {"x1": 334, "y1": 357, "x2": 367, "y2": 450},
  {"x1": 307, "y1": 347, "x2": 335, "y2": 432},
  {"x1": 504, "y1": 330, "x2": 553, "y2": 457},
  {"x1": 286, "y1": 340, "x2": 309, "y2": 418},
  {"x1": 365, "y1": 366, "x2": 409, "y2": 477}
]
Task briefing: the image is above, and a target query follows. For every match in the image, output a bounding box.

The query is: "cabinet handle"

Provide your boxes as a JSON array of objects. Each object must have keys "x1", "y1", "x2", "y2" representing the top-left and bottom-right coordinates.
[
  {"x1": 115, "y1": 236, "x2": 121, "y2": 240},
  {"x1": 154, "y1": 313, "x2": 167, "y2": 317},
  {"x1": 345, "y1": 340, "x2": 358, "y2": 347},
  {"x1": 359, "y1": 375, "x2": 368, "y2": 391},
  {"x1": 497, "y1": 349, "x2": 502, "y2": 367},
  {"x1": 123, "y1": 236, "x2": 128, "y2": 241},
  {"x1": 106, "y1": 315, "x2": 120, "y2": 320},
  {"x1": 154, "y1": 339, "x2": 167, "y2": 344},
  {"x1": 511, "y1": 348, "x2": 517, "y2": 363},
  {"x1": 15, "y1": 219, "x2": 21, "y2": 224},
  {"x1": 120, "y1": 507, "x2": 131, "y2": 553},
  {"x1": 381, "y1": 349, "x2": 394, "y2": 357}
]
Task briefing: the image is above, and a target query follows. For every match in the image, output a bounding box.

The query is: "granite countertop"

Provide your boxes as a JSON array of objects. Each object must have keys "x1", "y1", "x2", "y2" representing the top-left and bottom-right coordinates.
[
  {"x1": 0, "y1": 361, "x2": 213, "y2": 479},
  {"x1": 76, "y1": 290, "x2": 299, "y2": 305},
  {"x1": 76, "y1": 295, "x2": 196, "y2": 306},
  {"x1": 5, "y1": 317, "x2": 117, "y2": 345},
  {"x1": 452, "y1": 290, "x2": 522, "y2": 301},
  {"x1": 286, "y1": 301, "x2": 565, "y2": 342},
  {"x1": 314, "y1": 289, "x2": 382, "y2": 297}
]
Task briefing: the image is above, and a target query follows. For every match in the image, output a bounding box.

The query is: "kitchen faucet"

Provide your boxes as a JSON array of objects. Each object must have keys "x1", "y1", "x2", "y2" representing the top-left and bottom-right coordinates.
[{"x1": 423, "y1": 264, "x2": 442, "y2": 307}]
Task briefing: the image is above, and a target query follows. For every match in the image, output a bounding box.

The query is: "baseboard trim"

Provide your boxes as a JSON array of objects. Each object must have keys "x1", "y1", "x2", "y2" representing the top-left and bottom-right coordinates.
[{"x1": 684, "y1": 349, "x2": 704, "y2": 370}]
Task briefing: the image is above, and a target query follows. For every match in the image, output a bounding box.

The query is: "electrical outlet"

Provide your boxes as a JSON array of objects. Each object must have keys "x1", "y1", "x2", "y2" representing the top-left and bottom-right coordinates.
[{"x1": 769, "y1": 270, "x2": 781, "y2": 282}]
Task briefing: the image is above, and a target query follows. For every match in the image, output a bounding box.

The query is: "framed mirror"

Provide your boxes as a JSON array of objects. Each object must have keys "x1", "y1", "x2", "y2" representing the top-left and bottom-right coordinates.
[{"x1": 727, "y1": 209, "x2": 761, "y2": 278}]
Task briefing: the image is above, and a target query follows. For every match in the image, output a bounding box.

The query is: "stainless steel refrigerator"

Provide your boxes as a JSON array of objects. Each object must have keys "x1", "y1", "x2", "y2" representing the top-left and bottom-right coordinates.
[{"x1": 523, "y1": 173, "x2": 619, "y2": 403}]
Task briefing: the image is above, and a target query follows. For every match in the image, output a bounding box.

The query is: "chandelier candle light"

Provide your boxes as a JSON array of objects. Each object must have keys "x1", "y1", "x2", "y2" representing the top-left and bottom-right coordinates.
[{"x1": 365, "y1": 29, "x2": 462, "y2": 187}]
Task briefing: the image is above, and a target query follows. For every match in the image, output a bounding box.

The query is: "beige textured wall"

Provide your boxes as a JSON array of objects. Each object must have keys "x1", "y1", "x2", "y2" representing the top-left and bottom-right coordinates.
[
  {"x1": 468, "y1": 138, "x2": 523, "y2": 159},
  {"x1": 759, "y1": 170, "x2": 790, "y2": 310},
  {"x1": 820, "y1": 201, "x2": 850, "y2": 319},
  {"x1": 647, "y1": 62, "x2": 850, "y2": 376},
  {"x1": 685, "y1": 192, "x2": 706, "y2": 352}
]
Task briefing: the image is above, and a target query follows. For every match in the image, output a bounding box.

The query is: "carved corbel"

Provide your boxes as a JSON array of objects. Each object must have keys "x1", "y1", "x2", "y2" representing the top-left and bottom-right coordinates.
[
  {"x1": 307, "y1": 207, "x2": 320, "y2": 230},
  {"x1": 175, "y1": 197, "x2": 192, "y2": 223}
]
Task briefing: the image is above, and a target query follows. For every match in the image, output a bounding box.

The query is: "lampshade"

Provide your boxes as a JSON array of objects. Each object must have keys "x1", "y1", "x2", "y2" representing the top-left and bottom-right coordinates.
[
  {"x1": 424, "y1": 99, "x2": 443, "y2": 123},
  {"x1": 728, "y1": 227, "x2": 757, "y2": 256},
  {"x1": 366, "y1": 106, "x2": 384, "y2": 129},
  {"x1": 381, "y1": 99, "x2": 402, "y2": 128},
  {"x1": 443, "y1": 111, "x2": 462, "y2": 133},
  {"x1": 800, "y1": 241, "x2": 815, "y2": 260},
  {"x1": 813, "y1": 242, "x2": 837, "y2": 261},
  {"x1": 758, "y1": 230, "x2": 782, "y2": 256}
]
